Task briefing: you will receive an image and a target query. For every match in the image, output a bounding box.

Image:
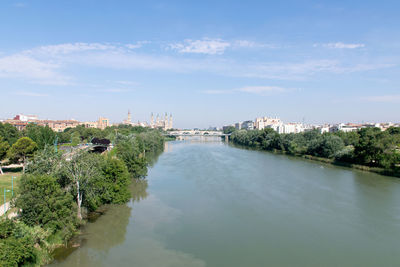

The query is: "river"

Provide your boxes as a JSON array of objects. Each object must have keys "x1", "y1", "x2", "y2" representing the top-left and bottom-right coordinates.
[{"x1": 49, "y1": 137, "x2": 400, "y2": 267}]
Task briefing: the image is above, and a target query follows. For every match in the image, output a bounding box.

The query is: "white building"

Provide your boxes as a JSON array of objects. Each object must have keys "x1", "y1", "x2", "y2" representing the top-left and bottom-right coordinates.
[{"x1": 255, "y1": 116, "x2": 282, "y2": 130}]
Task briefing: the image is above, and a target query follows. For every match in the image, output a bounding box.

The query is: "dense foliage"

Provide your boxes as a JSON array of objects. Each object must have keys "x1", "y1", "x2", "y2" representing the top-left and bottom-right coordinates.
[
  {"x1": 0, "y1": 123, "x2": 166, "y2": 266},
  {"x1": 15, "y1": 175, "x2": 77, "y2": 239},
  {"x1": 230, "y1": 127, "x2": 400, "y2": 172},
  {"x1": 0, "y1": 219, "x2": 45, "y2": 267}
]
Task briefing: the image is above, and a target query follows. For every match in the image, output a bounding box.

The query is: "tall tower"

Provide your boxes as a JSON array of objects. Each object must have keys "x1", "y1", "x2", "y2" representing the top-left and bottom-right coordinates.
[
  {"x1": 164, "y1": 112, "x2": 168, "y2": 129},
  {"x1": 150, "y1": 113, "x2": 154, "y2": 127},
  {"x1": 156, "y1": 114, "x2": 160, "y2": 126},
  {"x1": 127, "y1": 110, "x2": 132, "y2": 123},
  {"x1": 169, "y1": 114, "x2": 173, "y2": 129}
]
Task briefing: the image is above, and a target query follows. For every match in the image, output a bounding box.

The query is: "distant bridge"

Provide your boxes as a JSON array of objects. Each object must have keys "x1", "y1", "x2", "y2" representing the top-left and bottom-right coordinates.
[{"x1": 165, "y1": 130, "x2": 230, "y2": 137}]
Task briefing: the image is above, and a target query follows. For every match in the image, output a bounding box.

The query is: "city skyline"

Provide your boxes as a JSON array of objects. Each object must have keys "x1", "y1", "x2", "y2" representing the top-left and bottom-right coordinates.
[{"x1": 1, "y1": 0, "x2": 400, "y2": 128}]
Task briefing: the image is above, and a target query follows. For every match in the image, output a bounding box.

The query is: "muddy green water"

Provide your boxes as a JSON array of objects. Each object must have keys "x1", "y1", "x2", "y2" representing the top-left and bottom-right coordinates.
[{"x1": 49, "y1": 138, "x2": 400, "y2": 267}]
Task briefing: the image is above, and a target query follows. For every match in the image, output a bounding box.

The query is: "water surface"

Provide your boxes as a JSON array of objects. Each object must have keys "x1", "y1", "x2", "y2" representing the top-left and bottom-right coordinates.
[{"x1": 50, "y1": 138, "x2": 400, "y2": 267}]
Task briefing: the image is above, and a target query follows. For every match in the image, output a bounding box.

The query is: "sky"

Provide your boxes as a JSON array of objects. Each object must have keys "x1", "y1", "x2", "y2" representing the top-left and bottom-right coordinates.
[{"x1": 0, "y1": 0, "x2": 399, "y2": 128}]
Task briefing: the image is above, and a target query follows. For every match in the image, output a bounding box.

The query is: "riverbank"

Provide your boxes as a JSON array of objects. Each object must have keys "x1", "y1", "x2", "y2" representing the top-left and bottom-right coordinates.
[
  {"x1": 228, "y1": 142, "x2": 400, "y2": 178},
  {"x1": 229, "y1": 128, "x2": 400, "y2": 179}
]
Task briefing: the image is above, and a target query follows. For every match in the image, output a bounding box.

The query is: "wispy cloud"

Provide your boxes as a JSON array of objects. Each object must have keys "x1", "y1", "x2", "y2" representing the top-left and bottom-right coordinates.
[
  {"x1": 362, "y1": 95, "x2": 400, "y2": 103},
  {"x1": 15, "y1": 91, "x2": 48, "y2": 97},
  {"x1": 202, "y1": 86, "x2": 290, "y2": 95},
  {"x1": 314, "y1": 42, "x2": 365, "y2": 49},
  {"x1": 0, "y1": 42, "x2": 394, "y2": 86},
  {"x1": 115, "y1": 80, "x2": 139, "y2": 86},
  {"x1": 125, "y1": 41, "x2": 150, "y2": 49},
  {"x1": 169, "y1": 38, "x2": 231, "y2": 55},
  {"x1": 233, "y1": 40, "x2": 276, "y2": 49},
  {"x1": 238, "y1": 86, "x2": 287, "y2": 94},
  {"x1": 24, "y1": 42, "x2": 116, "y2": 55},
  {"x1": 0, "y1": 54, "x2": 70, "y2": 85},
  {"x1": 102, "y1": 88, "x2": 132, "y2": 93}
]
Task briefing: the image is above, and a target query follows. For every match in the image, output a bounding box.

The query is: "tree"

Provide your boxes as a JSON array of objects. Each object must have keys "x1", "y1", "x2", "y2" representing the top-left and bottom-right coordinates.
[
  {"x1": 115, "y1": 137, "x2": 148, "y2": 178},
  {"x1": 23, "y1": 124, "x2": 56, "y2": 150},
  {"x1": 100, "y1": 156, "x2": 131, "y2": 204},
  {"x1": 223, "y1": 126, "x2": 236, "y2": 135},
  {"x1": 61, "y1": 151, "x2": 102, "y2": 220},
  {"x1": 0, "y1": 123, "x2": 21, "y2": 146},
  {"x1": 25, "y1": 145, "x2": 63, "y2": 176},
  {"x1": 7, "y1": 137, "x2": 38, "y2": 173},
  {"x1": 14, "y1": 174, "x2": 77, "y2": 238},
  {"x1": 0, "y1": 137, "x2": 10, "y2": 175}
]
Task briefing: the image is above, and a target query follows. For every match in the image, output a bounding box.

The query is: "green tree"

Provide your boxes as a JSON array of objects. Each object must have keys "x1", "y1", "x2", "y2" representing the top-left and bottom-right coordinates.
[
  {"x1": 0, "y1": 137, "x2": 10, "y2": 175},
  {"x1": 7, "y1": 137, "x2": 38, "y2": 173},
  {"x1": 0, "y1": 123, "x2": 21, "y2": 146},
  {"x1": 23, "y1": 124, "x2": 56, "y2": 150},
  {"x1": 116, "y1": 137, "x2": 148, "y2": 178},
  {"x1": 223, "y1": 126, "x2": 236, "y2": 135},
  {"x1": 100, "y1": 156, "x2": 131, "y2": 204},
  {"x1": 25, "y1": 145, "x2": 63, "y2": 176},
  {"x1": 14, "y1": 175, "x2": 77, "y2": 239},
  {"x1": 61, "y1": 151, "x2": 102, "y2": 220},
  {"x1": 0, "y1": 236, "x2": 37, "y2": 266},
  {"x1": 71, "y1": 132, "x2": 81, "y2": 146}
]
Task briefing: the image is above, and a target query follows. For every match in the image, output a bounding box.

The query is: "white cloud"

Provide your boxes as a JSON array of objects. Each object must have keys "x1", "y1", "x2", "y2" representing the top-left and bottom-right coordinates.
[
  {"x1": 202, "y1": 86, "x2": 290, "y2": 95},
  {"x1": 0, "y1": 54, "x2": 70, "y2": 85},
  {"x1": 169, "y1": 38, "x2": 230, "y2": 55},
  {"x1": 15, "y1": 91, "x2": 48, "y2": 97},
  {"x1": 24, "y1": 42, "x2": 116, "y2": 55},
  {"x1": 0, "y1": 42, "x2": 393, "y2": 86},
  {"x1": 102, "y1": 88, "x2": 132, "y2": 93},
  {"x1": 238, "y1": 86, "x2": 287, "y2": 94},
  {"x1": 115, "y1": 80, "x2": 139, "y2": 86},
  {"x1": 234, "y1": 40, "x2": 276, "y2": 49},
  {"x1": 126, "y1": 41, "x2": 150, "y2": 49},
  {"x1": 362, "y1": 95, "x2": 400, "y2": 103},
  {"x1": 315, "y1": 42, "x2": 365, "y2": 49}
]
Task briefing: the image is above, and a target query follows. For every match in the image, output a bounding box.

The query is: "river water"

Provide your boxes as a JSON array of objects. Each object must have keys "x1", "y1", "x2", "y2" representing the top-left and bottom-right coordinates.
[{"x1": 50, "y1": 138, "x2": 400, "y2": 267}]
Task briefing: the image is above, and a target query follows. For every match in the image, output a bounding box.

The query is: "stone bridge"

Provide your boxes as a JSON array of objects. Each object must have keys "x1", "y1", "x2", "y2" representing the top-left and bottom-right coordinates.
[{"x1": 166, "y1": 130, "x2": 229, "y2": 137}]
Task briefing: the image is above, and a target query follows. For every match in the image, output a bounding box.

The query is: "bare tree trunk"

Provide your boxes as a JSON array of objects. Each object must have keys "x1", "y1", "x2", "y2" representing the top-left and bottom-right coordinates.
[
  {"x1": 76, "y1": 181, "x2": 82, "y2": 220},
  {"x1": 0, "y1": 166, "x2": 3, "y2": 175},
  {"x1": 23, "y1": 156, "x2": 26, "y2": 173}
]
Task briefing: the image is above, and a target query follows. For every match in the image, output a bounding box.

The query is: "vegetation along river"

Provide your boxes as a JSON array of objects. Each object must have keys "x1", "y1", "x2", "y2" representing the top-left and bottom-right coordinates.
[{"x1": 49, "y1": 137, "x2": 400, "y2": 267}]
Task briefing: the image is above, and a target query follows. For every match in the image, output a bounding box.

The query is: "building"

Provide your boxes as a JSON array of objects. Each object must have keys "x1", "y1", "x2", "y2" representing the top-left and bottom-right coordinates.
[
  {"x1": 40, "y1": 120, "x2": 81, "y2": 132},
  {"x1": 4, "y1": 120, "x2": 30, "y2": 131},
  {"x1": 123, "y1": 110, "x2": 133, "y2": 125},
  {"x1": 97, "y1": 117, "x2": 110, "y2": 130},
  {"x1": 13, "y1": 114, "x2": 38, "y2": 122},
  {"x1": 255, "y1": 116, "x2": 282, "y2": 130},
  {"x1": 338, "y1": 123, "x2": 362, "y2": 132},
  {"x1": 241, "y1": 120, "x2": 254, "y2": 130},
  {"x1": 83, "y1": 121, "x2": 98, "y2": 128},
  {"x1": 150, "y1": 112, "x2": 173, "y2": 130}
]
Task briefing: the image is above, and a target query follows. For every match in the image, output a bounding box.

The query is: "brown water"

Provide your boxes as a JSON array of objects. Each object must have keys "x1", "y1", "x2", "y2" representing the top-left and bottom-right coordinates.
[{"x1": 49, "y1": 138, "x2": 400, "y2": 267}]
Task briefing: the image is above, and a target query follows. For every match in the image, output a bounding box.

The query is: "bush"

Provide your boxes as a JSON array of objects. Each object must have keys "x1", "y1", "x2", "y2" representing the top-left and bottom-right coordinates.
[{"x1": 15, "y1": 175, "x2": 77, "y2": 239}]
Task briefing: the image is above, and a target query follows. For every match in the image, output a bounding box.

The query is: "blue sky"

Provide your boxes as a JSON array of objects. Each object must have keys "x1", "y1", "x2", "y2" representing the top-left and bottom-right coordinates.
[{"x1": 0, "y1": 0, "x2": 399, "y2": 128}]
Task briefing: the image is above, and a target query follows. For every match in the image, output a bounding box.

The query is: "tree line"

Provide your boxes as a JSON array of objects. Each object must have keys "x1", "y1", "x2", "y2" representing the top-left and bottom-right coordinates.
[
  {"x1": 0, "y1": 123, "x2": 165, "y2": 266},
  {"x1": 230, "y1": 127, "x2": 400, "y2": 174}
]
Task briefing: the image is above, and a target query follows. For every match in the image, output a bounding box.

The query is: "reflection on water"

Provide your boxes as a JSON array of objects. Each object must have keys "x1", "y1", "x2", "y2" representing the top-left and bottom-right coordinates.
[
  {"x1": 175, "y1": 136, "x2": 223, "y2": 143},
  {"x1": 51, "y1": 140, "x2": 400, "y2": 267},
  {"x1": 130, "y1": 179, "x2": 149, "y2": 203},
  {"x1": 49, "y1": 175, "x2": 149, "y2": 266}
]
